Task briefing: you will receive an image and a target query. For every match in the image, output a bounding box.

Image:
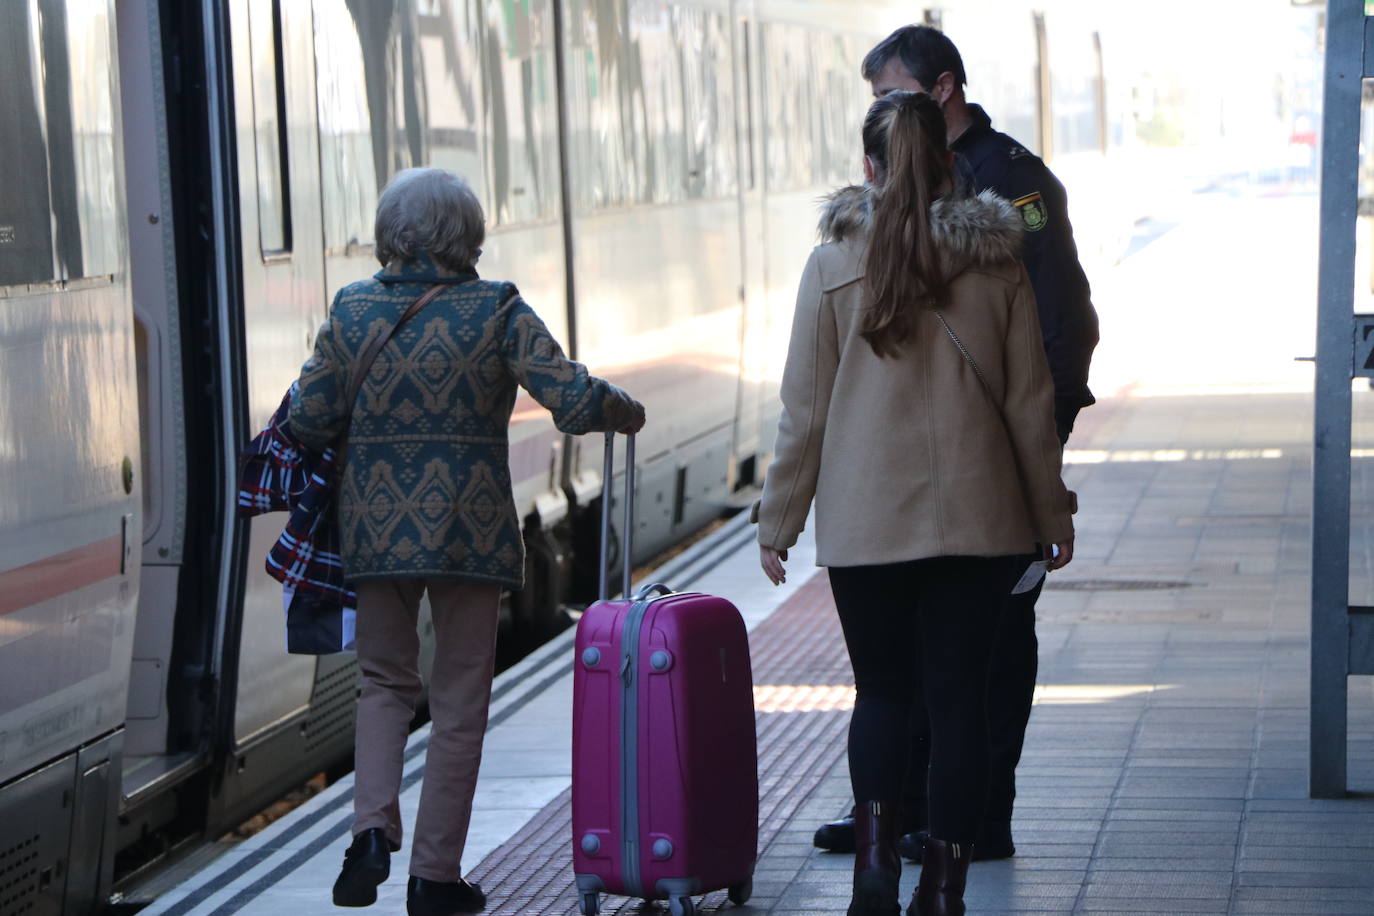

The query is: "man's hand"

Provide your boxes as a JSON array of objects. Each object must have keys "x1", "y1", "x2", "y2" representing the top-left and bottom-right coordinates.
[{"x1": 760, "y1": 546, "x2": 788, "y2": 586}]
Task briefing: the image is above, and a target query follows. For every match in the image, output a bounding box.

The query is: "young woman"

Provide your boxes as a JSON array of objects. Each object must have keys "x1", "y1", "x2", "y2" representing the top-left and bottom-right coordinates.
[{"x1": 754, "y1": 92, "x2": 1074, "y2": 916}]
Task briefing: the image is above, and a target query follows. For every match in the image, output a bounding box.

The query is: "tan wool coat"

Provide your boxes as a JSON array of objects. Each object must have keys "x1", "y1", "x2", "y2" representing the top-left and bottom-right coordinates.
[{"x1": 755, "y1": 186, "x2": 1075, "y2": 567}]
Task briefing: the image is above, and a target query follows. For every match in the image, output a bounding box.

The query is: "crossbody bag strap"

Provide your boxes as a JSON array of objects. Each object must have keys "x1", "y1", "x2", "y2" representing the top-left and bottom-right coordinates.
[
  {"x1": 344, "y1": 283, "x2": 445, "y2": 413},
  {"x1": 935, "y1": 306, "x2": 1064, "y2": 520},
  {"x1": 333, "y1": 284, "x2": 445, "y2": 465},
  {"x1": 933, "y1": 309, "x2": 1000, "y2": 413}
]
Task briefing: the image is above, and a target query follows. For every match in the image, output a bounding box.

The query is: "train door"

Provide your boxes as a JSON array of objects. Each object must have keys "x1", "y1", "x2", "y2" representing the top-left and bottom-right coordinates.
[{"x1": 217, "y1": 0, "x2": 333, "y2": 806}]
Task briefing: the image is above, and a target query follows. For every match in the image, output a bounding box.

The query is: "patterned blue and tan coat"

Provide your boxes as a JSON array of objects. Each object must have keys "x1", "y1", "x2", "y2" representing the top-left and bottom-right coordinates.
[{"x1": 287, "y1": 257, "x2": 636, "y2": 589}]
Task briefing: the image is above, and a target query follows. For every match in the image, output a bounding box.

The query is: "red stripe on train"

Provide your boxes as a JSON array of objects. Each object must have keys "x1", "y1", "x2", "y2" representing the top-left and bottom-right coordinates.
[{"x1": 0, "y1": 535, "x2": 124, "y2": 617}]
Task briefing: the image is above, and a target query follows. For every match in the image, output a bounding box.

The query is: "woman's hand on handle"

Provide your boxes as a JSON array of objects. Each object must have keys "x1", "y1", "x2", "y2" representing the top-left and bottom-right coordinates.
[
  {"x1": 617, "y1": 398, "x2": 646, "y2": 435},
  {"x1": 1046, "y1": 537, "x2": 1074, "y2": 571},
  {"x1": 760, "y1": 546, "x2": 788, "y2": 586}
]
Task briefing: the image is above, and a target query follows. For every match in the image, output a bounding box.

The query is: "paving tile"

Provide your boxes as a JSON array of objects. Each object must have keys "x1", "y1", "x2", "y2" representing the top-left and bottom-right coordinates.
[
  {"x1": 1088, "y1": 857, "x2": 1237, "y2": 872},
  {"x1": 1235, "y1": 870, "x2": 1374, "y2": 888},
  {"x1": 1230, "y1": 905, "x2": 1374, "y2": 915},
  {"x1": 1074, "y1": 898, "x2": 1230, "y2": 913},
  {"x1": 1099, "y1": 819, "x2": 1240, "y2": 835}
]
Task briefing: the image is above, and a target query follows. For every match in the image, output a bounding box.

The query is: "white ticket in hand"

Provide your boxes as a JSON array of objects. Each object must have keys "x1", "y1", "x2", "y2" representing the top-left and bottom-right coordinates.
[{"x1": 1011, "y1": 560, "x2": 1049, "y2": 595}]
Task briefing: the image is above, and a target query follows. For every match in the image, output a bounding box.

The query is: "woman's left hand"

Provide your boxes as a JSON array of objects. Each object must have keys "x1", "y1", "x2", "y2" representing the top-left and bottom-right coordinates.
[
  {"x1": 760, "y1": 546, "x2": 788, "y2": 586},
  {"x1": 1045, "y1": 536, "x2": 1074, "y2": 571}
]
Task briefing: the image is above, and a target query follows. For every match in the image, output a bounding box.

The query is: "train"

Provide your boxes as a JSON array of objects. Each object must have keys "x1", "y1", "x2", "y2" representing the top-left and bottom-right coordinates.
[{"x1": 0, "y1": 1, "x2": 1129, "y2": 912}]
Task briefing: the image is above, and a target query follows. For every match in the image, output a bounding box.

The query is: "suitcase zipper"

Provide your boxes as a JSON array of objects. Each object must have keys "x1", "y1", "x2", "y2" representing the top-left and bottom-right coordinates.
[{"x1": 619, "y1": 594, "x2": 657, "y2": 898}]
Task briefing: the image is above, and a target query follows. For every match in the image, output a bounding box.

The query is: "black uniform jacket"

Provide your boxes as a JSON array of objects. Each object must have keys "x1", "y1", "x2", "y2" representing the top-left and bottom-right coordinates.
[{"x1": 951, "y1": 104, "x2": 1099, "y2": 427}]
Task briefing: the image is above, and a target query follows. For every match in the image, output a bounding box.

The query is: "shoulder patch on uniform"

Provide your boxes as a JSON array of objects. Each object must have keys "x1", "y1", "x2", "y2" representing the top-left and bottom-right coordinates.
[
  {"x1": 1008, "y1": 145, "x2": 1033, "y2": 161},
  {"x1": 1011, "y1": 192, "x2": 1048, "y2": 232}
]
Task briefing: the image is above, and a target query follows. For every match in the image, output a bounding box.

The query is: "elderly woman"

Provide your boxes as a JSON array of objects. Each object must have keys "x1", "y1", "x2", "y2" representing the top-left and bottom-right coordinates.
[{"x1": 288, "y1": 167, "x2": 644, "y2": 916}]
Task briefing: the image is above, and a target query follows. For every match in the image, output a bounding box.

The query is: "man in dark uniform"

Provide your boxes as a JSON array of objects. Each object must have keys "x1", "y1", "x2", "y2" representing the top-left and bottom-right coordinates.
[{"x1": 813, "y1": 23, "x2": 1098, "y2": 861}]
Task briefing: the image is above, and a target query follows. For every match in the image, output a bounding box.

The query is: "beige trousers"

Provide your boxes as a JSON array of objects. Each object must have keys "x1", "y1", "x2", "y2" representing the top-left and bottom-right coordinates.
[{"x1": 351, "y1": 577, "x2": 501, "y2": 883}]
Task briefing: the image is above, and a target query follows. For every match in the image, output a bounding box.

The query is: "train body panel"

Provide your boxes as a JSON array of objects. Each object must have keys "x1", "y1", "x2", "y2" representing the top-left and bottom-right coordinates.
[
  {"x1": 0, "y1": 2, "x2": 138, "y2": 911},
  {"x1": 0, "y1": 0, "x2": 138, "y2": 786}
]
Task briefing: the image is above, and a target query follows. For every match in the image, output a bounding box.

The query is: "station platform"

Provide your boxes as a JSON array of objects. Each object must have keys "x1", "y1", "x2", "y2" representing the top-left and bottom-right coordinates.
[{"x1": 137, "y1": 384, "x2": 1374, "y2": 916}]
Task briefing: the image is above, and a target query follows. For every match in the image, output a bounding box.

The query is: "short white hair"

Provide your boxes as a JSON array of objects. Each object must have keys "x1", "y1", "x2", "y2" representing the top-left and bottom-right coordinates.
[{"x1": 374, "y1": 167, "x2": 485, "y2": 271}]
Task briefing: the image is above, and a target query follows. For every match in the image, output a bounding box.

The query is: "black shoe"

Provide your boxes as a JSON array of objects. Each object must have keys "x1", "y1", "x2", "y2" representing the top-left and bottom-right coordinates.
[
  {"x1": 333, "y1": 828, "x2": 395, "y2": 907},
  {"x1": 973, "y1": 821, "x2": 1016, "y2": 860},
  {"x1": 406, "y1": 875, "x2": 487, "y2": 916},
  {"x1": 898, "y1": 830, "x2": 925, "y2": 862},
  {"x1": 815, "y1": 808, "x2": 857, "y2": 853},
  {"x1": 899, "y1": 828, "x2": 1015, "y2": 863}
]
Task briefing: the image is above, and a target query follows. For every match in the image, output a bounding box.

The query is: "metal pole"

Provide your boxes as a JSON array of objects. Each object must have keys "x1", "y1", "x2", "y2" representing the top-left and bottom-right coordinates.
[{"x1": 1310, "y1": 0, "x2": 1365, "y2": 799}]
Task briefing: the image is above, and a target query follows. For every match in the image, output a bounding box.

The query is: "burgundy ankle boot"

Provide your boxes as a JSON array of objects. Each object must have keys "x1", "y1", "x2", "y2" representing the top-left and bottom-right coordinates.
[
  {"x1": 908, "y1": 836, "x2": 971, "y2": 916},
  {"x1": 848, "y1": 800, "x2": 901, "y2": 916}
]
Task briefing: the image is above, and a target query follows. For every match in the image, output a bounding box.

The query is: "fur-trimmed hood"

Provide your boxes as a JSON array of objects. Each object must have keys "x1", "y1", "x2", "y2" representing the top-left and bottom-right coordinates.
[{"x1": 818, "y1": 184, "x2": 1023, "y2": 278}]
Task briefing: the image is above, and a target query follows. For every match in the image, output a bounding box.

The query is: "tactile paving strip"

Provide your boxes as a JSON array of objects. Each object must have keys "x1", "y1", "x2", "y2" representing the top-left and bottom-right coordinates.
[{"x1": 466, "y1": 573, "x2": 852, "y2": 915}]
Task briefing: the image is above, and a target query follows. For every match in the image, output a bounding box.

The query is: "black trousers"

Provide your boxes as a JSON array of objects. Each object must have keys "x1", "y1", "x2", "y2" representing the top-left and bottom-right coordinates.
[
  {"x1": 899, "y1": 578, "x2": 1041, "y2": 837},
  {"x1": 829, "y1": 556, "x2": 1022, "y2": 844}
]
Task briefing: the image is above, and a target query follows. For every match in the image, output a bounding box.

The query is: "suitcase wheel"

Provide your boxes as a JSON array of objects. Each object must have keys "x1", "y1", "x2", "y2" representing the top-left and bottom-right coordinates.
[
  {"x1": 668, "y1": 894, "x2": 697, "y2": 916},
  {"x1": 580, "y1": 892, "x2": 600, "y2": 915},
  {"x1": 728, "y1": 879, "x2": 753, "y2": 906}
]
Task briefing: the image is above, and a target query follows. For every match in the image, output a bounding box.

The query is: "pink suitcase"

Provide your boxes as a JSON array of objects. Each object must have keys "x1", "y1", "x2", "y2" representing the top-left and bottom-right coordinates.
[{"x1": 572, "y1": 433, "x2": 758, "y2": 916}]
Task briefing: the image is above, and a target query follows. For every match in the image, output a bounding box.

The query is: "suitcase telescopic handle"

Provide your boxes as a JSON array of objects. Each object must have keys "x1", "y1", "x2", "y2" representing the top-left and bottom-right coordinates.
[{"x1": 598, "y1": 432, "x2": 636, "y2": 601}]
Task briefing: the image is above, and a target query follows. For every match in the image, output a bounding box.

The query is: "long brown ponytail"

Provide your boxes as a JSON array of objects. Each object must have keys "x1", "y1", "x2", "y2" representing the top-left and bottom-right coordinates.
[{"x1": 860, "y1": 91, "x2": 954, "y2": 358}]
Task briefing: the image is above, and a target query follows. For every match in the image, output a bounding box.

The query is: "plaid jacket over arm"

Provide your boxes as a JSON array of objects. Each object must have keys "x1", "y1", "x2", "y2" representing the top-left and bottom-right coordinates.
[{"x1": 237, "y1": 387, "x2": 356, "y2": 611}]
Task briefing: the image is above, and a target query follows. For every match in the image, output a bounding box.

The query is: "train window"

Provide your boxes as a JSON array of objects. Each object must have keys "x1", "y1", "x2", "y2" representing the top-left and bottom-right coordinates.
[
  {"x1": 562, "y1": 0, "x2": 637, "y2": 209},
  {"x1": 758, "y1": 23, "x2": 866, "y2": 196},
  {"x1": 249, "y1": 0, "x2": 293, "y2": 255},
  {"x1": 677, "y1": 8, "x2": 737, "y2": 200},
  {"x1": 635, "y1": 4, "x2": 688, "y2": 205},
  {"x1": 314, "y1": 1, "x2": 379, "y2": 252},
  {"x1": 813, "y1": 33, "x2": 865, "y2": 187},
  {"x1": 0, "y1": 4, "x2": 56, "y2": 287},
  {"x1": 1049, "y1": 25, "x2": 1102, "y2": 159},
  {"x1": 940, "y1": 10, "x2": 1038, "y2": 155},
  {"x1": 484, "y1": 0, "x2": 560, "y2": 226},
  {"x1": 55, "y1": 0, "x2": 122, "y2": 280},
  {"x1": 762, "y1": 24, "x2": 819, "y2": 193},
  {"x1": 317, "y1": 0, "x2": 467, "y2": 252},
  {"x1": 766, "y1": 25, "x2": 807, "y2": 192},
  {"x1": 418, "y1": 1, "x2": 484, "y2": 215},
  {"x1": 0, "y1": 0, "x2": 122, "y2": 288},
  {"x1": 562, "y1": 0, "x2": 732, "y2": 210}
]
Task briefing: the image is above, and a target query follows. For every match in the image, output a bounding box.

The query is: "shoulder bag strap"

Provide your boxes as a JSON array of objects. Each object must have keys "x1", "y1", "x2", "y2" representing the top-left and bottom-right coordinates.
[
  {"x1": 933, "y1": 309, "x2": 1001, "y2": 416},
  {"x1": 333, "y1": 284, "x2": 445, "y2": 460},
  {"x1": 344, "y1": 284, "x2": 445, "y2": 413},
  {"x1": 934, "y1": 308, "x2": 1072, "y2": 526}
]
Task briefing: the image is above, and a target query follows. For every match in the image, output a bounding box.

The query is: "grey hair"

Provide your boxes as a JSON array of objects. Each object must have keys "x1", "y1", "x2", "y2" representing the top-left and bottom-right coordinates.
[{"x1": 374, "y1": 167, "x2": 485, "y2": 271}]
